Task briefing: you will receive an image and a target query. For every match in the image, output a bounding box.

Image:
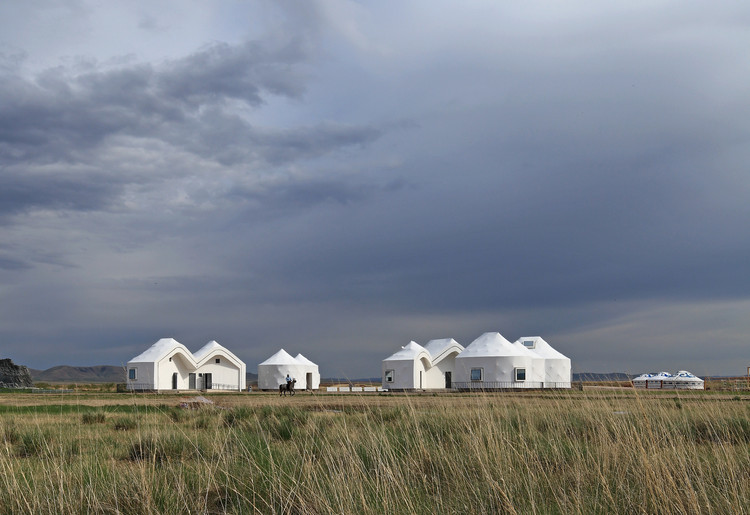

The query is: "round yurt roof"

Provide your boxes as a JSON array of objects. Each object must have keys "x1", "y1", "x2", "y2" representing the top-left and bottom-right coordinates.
[
  {"x1": 673, "y1": 370, "x2": 703, "y2": 381},
  {"x1": 633, "y1": 373, "x2": 655, "y2": 381},
  {"x1": 259, "y1": 349, "x2": 298, "y2": 366},
  {"x1": 458, "y1": 332, "x2": 518, "y2": 358},
  {"x1": 383, "y1": 341, "x2": 428, "y2": 361}
]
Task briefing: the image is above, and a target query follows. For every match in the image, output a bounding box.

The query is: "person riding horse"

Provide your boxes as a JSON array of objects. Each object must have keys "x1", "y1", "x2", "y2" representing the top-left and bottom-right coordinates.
[{"x1": 280, "y1": 377, "x2": 296, "y2": 396}]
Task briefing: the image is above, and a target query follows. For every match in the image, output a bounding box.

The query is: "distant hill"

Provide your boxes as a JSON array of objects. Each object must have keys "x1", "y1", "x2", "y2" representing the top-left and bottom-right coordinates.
[
  {"x1": 30, "y1": 365, "x2": 125, "y2": 383},
  {"x1": 572, "y1": 372, "x2": 632, "y2": 382}
]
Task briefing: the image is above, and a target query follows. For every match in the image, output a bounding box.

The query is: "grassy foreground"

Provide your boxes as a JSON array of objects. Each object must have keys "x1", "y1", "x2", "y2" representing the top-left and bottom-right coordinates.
[{"x1": 0, "y1": 390, "x2": 748, "y2": 514}]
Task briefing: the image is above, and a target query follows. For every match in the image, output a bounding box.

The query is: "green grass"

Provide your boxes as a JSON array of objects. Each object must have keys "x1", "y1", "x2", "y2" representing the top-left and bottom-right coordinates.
[{"x1": 0, "y1": 391, "x2": 747, "y2": 513}]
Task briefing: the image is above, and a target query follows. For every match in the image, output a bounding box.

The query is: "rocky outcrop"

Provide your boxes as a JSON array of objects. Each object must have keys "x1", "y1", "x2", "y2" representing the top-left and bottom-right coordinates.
[{"x1": 0, "y1": 358, "x2": 34, "y2": 388}]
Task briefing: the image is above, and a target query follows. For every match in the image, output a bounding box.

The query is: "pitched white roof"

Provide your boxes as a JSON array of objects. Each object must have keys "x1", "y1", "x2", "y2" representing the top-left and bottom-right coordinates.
[
  {"x1": 294, "y1": 353, "x2": 317, "y2": 366},
  {"x1": 259, "y1": 349, "x2": 299, "y2": 365},
  {"x1": 129, "y1": 338, "x2": 185, "y2": 362},
  {"x1": 193, "y1": 340, "x2": 224, "y2": 360},
  {"x1": 383, "y1": 341, "x2": 428, "y2": 361},
  {"x1": 459, "y1": 332, "x2": 519, "y2": 357}
]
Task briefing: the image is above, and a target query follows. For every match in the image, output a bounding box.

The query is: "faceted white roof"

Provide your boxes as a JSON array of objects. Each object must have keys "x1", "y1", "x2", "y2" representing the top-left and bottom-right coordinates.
[
  {"x1": 515, "y1": 336, "x2": 569, "y2": 360},
  {"x1": 259, "y1": 348, "x2": 299, "y2": 365},
  {"x1": 383, "y1": 341, "x2": 428, "y2": 361},
  {"x1": 459, "y1": 332, "x2": 520, "y2": 357},
  {"x1": 511, "y1": 340, "x2": 542, "y2": 358}
]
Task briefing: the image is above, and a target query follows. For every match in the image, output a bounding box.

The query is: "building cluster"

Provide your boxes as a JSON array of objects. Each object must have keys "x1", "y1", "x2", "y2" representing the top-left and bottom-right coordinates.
[
  {"x1": 125, "y1": 332, "x2": 572, "y2": 392},
  {"x1": 381, "y1": 332, "x2": 571, "y2": 390},
  {"x1": 631, "y1": 371, "x2": 704, "y2": 390}
]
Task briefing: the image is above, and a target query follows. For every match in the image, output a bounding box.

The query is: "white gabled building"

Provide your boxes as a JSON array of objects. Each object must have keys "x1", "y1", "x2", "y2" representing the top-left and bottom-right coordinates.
[
  {"x1": 126, "y1": 338, "x2": 246, "y2": 391},
  {"x1": 257, "y1": 349, "x2": 321, "y2": 391}
]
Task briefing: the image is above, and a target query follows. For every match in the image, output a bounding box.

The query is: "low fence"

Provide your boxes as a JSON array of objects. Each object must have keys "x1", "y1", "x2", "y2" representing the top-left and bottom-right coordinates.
[
  {"x1": 452, "y1": 381, "x2": 545, "y2": 390},
  {"x1": 125, "y1": 382, "x2": 241, "y2": 392}
]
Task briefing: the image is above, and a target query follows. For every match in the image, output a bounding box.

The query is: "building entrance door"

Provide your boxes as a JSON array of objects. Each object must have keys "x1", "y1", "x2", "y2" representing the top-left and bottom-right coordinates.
[{"x1": 445, "y1": 371, "x2": 452, "y2": 389}]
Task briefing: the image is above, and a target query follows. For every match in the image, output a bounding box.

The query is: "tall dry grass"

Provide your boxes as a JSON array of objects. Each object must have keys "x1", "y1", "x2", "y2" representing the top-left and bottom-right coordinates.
[{"x1": 0, "y1": 390, "x2": 748, "y2": 513}]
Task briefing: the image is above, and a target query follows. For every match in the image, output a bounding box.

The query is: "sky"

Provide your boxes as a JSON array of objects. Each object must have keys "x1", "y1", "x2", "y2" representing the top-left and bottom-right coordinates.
[{"x1": 1, "y1": 1, "x2": 749, "y2": 378}]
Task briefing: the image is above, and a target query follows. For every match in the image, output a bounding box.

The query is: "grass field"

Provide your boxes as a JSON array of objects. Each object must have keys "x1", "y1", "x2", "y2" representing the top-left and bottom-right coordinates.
[{"x1": 0, "y1": 388, "x2": 748, "y2": 514}]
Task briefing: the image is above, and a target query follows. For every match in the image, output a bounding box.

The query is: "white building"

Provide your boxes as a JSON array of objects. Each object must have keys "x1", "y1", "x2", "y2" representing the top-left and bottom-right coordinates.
[
  {"x1": 126, "y1": 338, "x2": 246, "y2": 391},
  {"x1": 257, "y1": 349, "x2": 320, "y2": 391},
  {"x1": 514, "y1": 336, "x2": 571, "y2": 388},
  {"x1": 381, "y1": 332, "x2": 571, "y2": 391},
  {"x1": 382, "y1": 339, "x2": 464, "y2": 390},
  {"x1": 455, "y1": 332, "x2": 539, "y2": 389}
]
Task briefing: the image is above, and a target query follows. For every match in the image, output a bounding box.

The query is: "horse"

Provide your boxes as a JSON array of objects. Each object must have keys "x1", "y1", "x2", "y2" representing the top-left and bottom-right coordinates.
[{"x1": 279, "y1": 379, "x2": 296, "y2": 396}]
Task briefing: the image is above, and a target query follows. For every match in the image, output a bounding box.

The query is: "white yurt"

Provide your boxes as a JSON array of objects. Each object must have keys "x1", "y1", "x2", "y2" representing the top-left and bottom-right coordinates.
[
  {"x1": 647, "y1": 371, "x2": 674, "y2": 389},
  {"x1": 515, "y1": 336, "x2": 571, "y2": 388},
  {"x1": 632, "y1": 373, "x2": 654, "y2": 389},
  {"x1": 257, "y1": 349, "x2": 308, "y2": 390},
  {"x1": 672, "y1": 370, "x2": 704, "y2": 390},
  {"x1": 295, "y1": 353, "x2": 321, "y2": 390},
  {"x1": 455, "y1": 332, "x2": 535, "y2": 389},
  {"x1": 382, "y1": 341, "x2": 431, "y2": 390}
]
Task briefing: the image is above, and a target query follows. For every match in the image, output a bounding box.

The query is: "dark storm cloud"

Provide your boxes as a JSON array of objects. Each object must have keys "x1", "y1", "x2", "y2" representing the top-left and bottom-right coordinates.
[
  {"x1": 0, "y1": 36, "x2": 384, "y2": 222},
  {"x1": 3, "y1": 1, "x2": 750, "y2": 376}
]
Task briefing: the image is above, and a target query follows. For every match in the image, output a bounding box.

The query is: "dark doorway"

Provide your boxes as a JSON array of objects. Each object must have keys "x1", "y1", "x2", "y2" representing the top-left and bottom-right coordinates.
[
  {"x1": 172, "y1": 372, "x2": 178, "y2": 390},
  {"x1": 306, "y1": 372, "x2": 312, "y2": 391},
  {"x1": 445, "y1": 371, "x2": 452, "y2": 389},
  {"x1": 204, "y1": 373, "x2": 213, "y2": 390},
  {"x1": 189, "y1": 373, "x2": 196, "y2": 390}
]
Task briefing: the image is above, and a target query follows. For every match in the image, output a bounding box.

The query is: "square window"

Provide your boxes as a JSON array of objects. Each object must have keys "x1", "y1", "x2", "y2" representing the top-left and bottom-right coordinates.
[
  {"x1": 215, "y1": 358, "x2": 220, "y2": 363},
  {"x1": 128, "y1": 368, "x2": 136, "y2": 380},
  {"x1": 471, "y1": 368, "x2": 483, "y2": 381},
  {"x1": 515, "y1": 368, "x2": 526, "y2": 381},
  {"x1": 384, "y1": 370, "x2": 394, "y2": 383}
]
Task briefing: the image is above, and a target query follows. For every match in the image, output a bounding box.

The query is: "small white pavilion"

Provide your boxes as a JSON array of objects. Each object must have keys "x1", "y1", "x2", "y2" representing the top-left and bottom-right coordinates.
[
  {"x1": 257, "y1": 349, "x2": 321, "y2": 391},
  {"x1": 382, "y1": 339, "x2": 464, "y2": 390}
]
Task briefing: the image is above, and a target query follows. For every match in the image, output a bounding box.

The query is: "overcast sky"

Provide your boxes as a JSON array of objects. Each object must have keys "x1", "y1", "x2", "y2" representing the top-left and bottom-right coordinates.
[{"x1": 2, "y1": 1, "x2": 749, "y2": 377}]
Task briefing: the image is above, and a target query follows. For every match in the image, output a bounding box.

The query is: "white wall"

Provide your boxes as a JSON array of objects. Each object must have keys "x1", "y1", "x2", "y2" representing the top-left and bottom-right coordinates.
[
  {"x1": 258, "y1": 364, "x2": 308, "y2": 390},
  {"x1": 126, "y1": 362, "x2": 155, "y2": 389}
]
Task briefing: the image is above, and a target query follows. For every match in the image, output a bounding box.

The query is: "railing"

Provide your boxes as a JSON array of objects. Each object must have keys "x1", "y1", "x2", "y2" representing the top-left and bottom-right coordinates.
[
  {"x1": 452, "y1": 381, "x2": 545, "y2": 390},
  {"x1": 125, "y1": 382, "x2": 241, "y2": 391}
]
